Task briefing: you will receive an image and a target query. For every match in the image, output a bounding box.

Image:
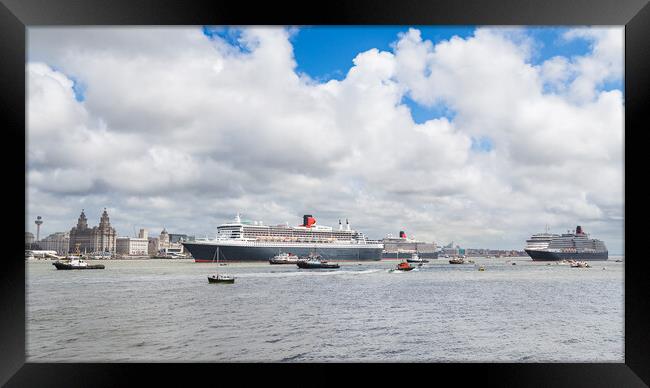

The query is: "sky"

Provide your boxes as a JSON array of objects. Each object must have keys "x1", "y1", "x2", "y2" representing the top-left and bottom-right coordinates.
[{"x1": 25, "y1": 26, "x2": 624, "y2": 253}]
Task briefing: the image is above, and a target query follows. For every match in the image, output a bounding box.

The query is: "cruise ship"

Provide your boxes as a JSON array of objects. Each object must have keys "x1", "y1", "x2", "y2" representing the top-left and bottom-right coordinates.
[
  {"x1": 181, "y1": 214, "x2": 384, "y2": 262},
  {"x1": 524, "y1": 225, "x2": 608, "y2": 261},
  {"x1": 381, "y1": 231, "x2": 438, "y2": 260}
]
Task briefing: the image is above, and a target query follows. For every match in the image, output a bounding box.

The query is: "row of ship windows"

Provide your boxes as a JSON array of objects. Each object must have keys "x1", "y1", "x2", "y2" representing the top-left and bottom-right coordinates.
[
  {"x1": 219, "y1": 231, "x2": 358, "y2": 238},
  {"x1": 549, "y1": 241, "x2": 601, "y2": 246}
]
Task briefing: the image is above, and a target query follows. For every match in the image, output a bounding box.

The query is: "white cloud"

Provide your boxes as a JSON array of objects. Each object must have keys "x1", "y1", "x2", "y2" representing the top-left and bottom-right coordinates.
[{"x1": 26, "y1": 27, "x2": 624, "y2": 252}]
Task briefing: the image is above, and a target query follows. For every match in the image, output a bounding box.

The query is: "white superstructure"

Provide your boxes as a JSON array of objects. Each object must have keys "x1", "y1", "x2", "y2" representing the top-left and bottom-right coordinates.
[{"x1": 214, "y1": 214, "x2": 377, "y2": 246}]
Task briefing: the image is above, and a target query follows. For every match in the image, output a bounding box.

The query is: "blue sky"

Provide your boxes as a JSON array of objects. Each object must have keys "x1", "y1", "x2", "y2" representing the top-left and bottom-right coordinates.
[
  {"x1": 290, "y1": 26, "x2": 594, "y2": 79},
  {"x1": 289, "y1": 26, "x2": 618, "y2": 150},
  {"x1": 291, "y1": 26, "x2": 477, "y2": 81},
  {"x1": 202, "y1": 26, "x2": 620, "y2": 127}
]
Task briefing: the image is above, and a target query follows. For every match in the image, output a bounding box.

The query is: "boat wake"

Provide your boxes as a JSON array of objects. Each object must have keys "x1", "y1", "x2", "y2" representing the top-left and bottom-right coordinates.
[
  {"x1": 236, "y1": 269, "x2": 382, "y2": 278},
  {"x1": 388, "y1": 267, "x2": 420, "y2": 273}
]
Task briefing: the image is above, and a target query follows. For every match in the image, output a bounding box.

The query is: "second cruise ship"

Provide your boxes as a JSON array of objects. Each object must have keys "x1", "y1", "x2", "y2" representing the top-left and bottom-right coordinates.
[
  {"x1": 524, "y1": 225, "x2": 608, "y2": 261},
  {"x1": 381, "y1": 230, "x2": 438, "y2": 260}
]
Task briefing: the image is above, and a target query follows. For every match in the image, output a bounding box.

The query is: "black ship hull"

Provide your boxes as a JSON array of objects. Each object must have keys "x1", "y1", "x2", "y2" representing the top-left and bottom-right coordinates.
[
  {"x1": 208, "y1": 277, "x2": 235, "y2": 284},
  {"x1": 182, "y1": 243, "x2": 383, "y2": 262},
  {"x1": 269, "y1": 260, "x2": 299, "y2": 265},
  {"x1": 296, "y1": 261, "x2": 340, "y2": 269},
  {"x1": 525, "y1": 249, "x2": 608, "y2": 261}
]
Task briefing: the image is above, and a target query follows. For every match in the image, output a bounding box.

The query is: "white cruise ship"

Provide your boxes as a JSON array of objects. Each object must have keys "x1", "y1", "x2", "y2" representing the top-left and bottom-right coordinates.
[
  {"x1": 525, "y1": 225, "x2": 608, "y2": 261},
  {"x1": 181, "y1": 214, "x2": 383, "y2": 262}
]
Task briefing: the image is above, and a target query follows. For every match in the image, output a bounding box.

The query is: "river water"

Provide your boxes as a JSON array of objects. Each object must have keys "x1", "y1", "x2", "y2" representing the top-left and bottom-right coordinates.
[{"x1": 26, "y1": 257, "x2": 624, "y2": 362}]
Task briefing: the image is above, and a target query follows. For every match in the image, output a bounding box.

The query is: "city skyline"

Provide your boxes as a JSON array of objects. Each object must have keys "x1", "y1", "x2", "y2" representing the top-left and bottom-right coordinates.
[
  {"x1": 26, "y1": 26, "x2": 624, "y2": 253},
  {"x1": 24, "y1": 210, "x2": 616, "y2": 254}
]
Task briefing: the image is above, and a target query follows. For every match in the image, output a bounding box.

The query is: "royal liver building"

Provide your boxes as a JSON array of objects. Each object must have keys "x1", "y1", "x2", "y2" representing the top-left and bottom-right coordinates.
[{"x1": 69, "y1": 209, "x2": 117, "y2": 253}]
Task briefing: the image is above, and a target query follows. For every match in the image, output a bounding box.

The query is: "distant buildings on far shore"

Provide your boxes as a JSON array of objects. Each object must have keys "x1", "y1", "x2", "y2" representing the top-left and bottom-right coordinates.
[
  {"x1": 116, "y1": 229, "x2": 148, "y2": 256},
  {"x1": 26, "y1": 210, "x2": 526, "y2": 258},
  {"x1": 25, "y1": 209, "x2": 192, "y2": 257},
  {"x1": 464, "y1": 248, "x2": 526, "y2": 257},
  {"x1": 69, "y1": 209, "x2": 117, "y2": 254},
  {"x1": 38, "y1": 232, "x2": 70, "y2": 255}
]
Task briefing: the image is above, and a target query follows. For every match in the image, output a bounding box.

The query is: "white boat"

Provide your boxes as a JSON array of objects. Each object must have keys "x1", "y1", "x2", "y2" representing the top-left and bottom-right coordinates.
[
  {"x1": 406, "y1": 253, "x2": 428, "y2": 263},
  {"x1": 269, "y1": 252, "x2": 301, "y2": 264},
  {"x1": 53, "y1": 257, "x2": 105, "y2": 270}
]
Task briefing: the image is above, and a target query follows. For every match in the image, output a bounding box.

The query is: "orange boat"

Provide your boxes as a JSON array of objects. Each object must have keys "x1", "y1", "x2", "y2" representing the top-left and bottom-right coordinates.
[{"x1": 395, "y1": 261, "x2": 415, "y2": 271}]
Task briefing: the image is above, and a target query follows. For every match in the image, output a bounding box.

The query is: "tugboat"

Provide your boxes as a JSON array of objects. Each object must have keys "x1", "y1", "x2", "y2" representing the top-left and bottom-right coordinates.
[
  {"x1": 449, "y1": 257, "x2": 465, "y2": 264},
  {"x1": 52, "y1": 245, "x2": 105, "y2": 270},
  {"x1": 406, "y1": 253, "x2": 429, "y2": 263},
  {"x1": 296, "y1": 253, "x2": 340, "y2": 269},
  {"x1": 269, "y1": 252, "x2": 300, "y2": 265},
  {"x1": 394, "y1": 260, "x2": 415, "y2": 271},
  {"x1": 52, "y1": 257, "x2": 105, "y2": 270}
]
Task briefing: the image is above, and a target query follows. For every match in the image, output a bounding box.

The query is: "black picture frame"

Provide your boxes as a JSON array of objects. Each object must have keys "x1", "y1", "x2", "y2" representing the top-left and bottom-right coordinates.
[{"x1": 2, "y1": 0, "x2": 647, "y2": 386}]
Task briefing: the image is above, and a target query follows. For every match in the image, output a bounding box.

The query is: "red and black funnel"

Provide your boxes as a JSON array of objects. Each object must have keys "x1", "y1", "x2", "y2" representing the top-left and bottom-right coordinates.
[
  {"x1": 576, "y1": 225, "x2": 583, "y2": 234},
  {"x1": 399, "y1": 231, "x2": 407, "y2": 238},
  {"x1": 303, "y1": 215, "x2": 316, "y2": 228}
]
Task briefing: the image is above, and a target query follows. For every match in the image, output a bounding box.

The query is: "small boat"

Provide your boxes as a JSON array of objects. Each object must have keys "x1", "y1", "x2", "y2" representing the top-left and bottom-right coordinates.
[
  {"x1": 394, "y1": 261, "x2": 415, "y2": 271},
  {"x1": 206, "y1": 246, "x2": 235, "y2": 282},
  {"x1": 570, "y1": 261, "x2": 591, "y2": 268},
  {"x1": 52, "y1": 257, "x2": 105, "y2": 270},
  {"x1": 269, "y1": 252, "x2": 300, "y2": 265},
  {"x1": 89, "y1": 251, "x2": 112, "y2": 260},
  {"x1": 296, "y1": 253, "x2": 339, "y2": 269},
  {"x1": 478, "y1": 266, "x2": 485, "y2": 271},
  {"x1": 296, "y1": 258, "x2": 340, "y2": 269},
  {"x1": 208, "y1": 274, "x2": 235, "y2": 283},
  {"x1": 449, "y1": 257, "x2": 465, "y2": 264},
  {"x1": 406, "y1": 253, "x2": 429, "y2": 263}
]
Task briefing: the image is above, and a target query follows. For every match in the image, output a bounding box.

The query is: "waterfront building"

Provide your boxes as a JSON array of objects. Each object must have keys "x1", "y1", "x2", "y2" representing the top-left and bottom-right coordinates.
[
  {"x1": 442, "y1": 242, "x2": 462, "y2": 257},
  {"x1": 39, "y1": 232, "x2": 70, "y2": 255},
  {"x1": 116, "y1": 236, "x2": 149, "y2": 256},
  {"x1": 159, "y1": 228, "x2": 170, "y2": 249},
  {"x1": 158, "y1": 228, "x2": 185, "y2": 254},
  {"x1": 138, "y1": 228, "x2": 148, "y2": 239},
  {"x1": 148, "y1": 237, "x2": 160, "y2": 256},
  {"x1": 69, "y1": 209, "x2": 117, "y2": 254},
  {"x1": 169, "y1": 233, "x2": 188, "y2": 243},
  {"x1": 160, "y1": 246, "x2": 184, "y2": 256},
  {"x1": 25, "y1": 232, "x2": 39, "y2": 250}
]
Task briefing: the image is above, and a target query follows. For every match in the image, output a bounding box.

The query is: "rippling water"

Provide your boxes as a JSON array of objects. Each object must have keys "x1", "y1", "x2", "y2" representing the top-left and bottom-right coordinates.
[{"x1": 26, "y1": 257, "x2": 624, "y2": 362}]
